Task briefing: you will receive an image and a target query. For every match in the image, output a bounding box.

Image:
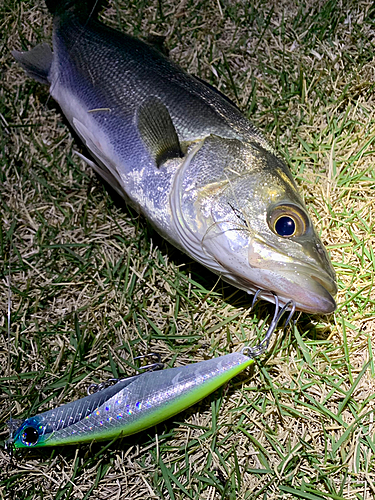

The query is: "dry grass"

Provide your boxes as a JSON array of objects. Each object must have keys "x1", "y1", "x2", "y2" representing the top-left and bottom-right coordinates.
[{"x1": 1, "y1": 0, "x2": 375, "y2": 498}]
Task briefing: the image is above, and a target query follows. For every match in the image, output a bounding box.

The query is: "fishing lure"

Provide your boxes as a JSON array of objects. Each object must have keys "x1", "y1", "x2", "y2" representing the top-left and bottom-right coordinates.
[{"x1": 8, "y1": 299, "x2": 293, "y2": 449}]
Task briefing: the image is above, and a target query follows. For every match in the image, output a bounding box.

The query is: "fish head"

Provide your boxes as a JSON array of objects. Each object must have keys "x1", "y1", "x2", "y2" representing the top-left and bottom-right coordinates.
[{"x1": 172, "y1": 135, "x2": 337, "y2": 313}]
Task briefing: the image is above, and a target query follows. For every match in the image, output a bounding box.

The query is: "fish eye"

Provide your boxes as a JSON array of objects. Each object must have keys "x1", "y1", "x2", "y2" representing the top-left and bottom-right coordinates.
[
  {"x1": 268, "y1": 204, "x2": 309, "y2": 238},
  {"x1": 275, "y1": 216, "x2": 295, "y2": 236},
  {"x1": 21, "y1": 426, "x2": 39, "y2": 446}
]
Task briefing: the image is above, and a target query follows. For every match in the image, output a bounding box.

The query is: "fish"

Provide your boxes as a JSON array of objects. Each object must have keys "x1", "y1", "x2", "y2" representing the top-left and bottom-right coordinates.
[
  {"x1": 12, "y1": 0, "x2": 337, "y2": 314},
  {"x1": 8, "y1": 350, "x2": 255, "y2": 448}
]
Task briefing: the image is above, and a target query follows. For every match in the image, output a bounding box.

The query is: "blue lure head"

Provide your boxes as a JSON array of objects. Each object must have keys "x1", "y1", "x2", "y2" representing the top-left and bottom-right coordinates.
[{"x1": 9, "y1": 417, "x2": 48, "y2": 448}]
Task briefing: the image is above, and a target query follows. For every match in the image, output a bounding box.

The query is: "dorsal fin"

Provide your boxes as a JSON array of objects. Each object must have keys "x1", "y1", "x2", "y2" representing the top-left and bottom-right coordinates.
[
  {"x1": 136, "y1": 97, "x2": 183, "y2": 167},
  {"x1": 146, "y1": 34, "x2": 169, "y2": 57}
]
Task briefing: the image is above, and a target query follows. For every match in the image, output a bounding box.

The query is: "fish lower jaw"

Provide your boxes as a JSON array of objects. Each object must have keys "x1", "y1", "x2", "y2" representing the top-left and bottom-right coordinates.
[{"x1": 217, "y1": 266, "x2": 336, "y2": 314}]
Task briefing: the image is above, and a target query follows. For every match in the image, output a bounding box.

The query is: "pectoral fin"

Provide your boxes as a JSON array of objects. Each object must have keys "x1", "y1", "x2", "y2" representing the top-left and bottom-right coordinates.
[
  {"x1": 12, "y1": 43, "x2": 53, "y2": 84},
  {"x1": 136, "y1": 97, "x2": 183, "y2": 167}
]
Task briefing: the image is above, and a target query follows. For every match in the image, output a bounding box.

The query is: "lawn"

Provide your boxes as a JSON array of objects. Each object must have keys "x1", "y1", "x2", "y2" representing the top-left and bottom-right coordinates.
[{"x1": 1, "y1": 0, "x2": 375, "y2": 498}]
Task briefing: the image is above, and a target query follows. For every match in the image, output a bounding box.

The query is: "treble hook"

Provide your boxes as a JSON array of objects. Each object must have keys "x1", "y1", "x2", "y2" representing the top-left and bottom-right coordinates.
[
  {"x1": 242, "y1": 295, "x2": 296, "y2": 358},
  {"x1": 251, "y1": 289, "x2": 263, "y2": 310}
]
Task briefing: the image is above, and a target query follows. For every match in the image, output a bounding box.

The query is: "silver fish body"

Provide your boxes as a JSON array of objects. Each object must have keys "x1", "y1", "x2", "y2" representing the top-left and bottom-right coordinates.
[{"x1": 12, "y1": 3, "x2": 337, "y2": 313}]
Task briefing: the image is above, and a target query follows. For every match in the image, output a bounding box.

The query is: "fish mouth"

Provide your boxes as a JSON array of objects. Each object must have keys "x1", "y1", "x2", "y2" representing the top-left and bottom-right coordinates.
[
  {"x1": 219, "y1": 261, "x2": 337, "y2": 315},
  {"x1": 284, "y1": 268, "x2": 337, "y2": 314},
  {"x1": 244, "y1": 236, "x2": 337, "y2": 314}
]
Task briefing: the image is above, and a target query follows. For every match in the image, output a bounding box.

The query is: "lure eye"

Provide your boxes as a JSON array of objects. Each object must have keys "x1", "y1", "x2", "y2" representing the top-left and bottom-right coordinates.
[
  {"x1": 268, "y1": 204, "x2": 308, "y2": 238},
  {"x1": 21, "y1": 426, "x2": 39, "y2": 446}
]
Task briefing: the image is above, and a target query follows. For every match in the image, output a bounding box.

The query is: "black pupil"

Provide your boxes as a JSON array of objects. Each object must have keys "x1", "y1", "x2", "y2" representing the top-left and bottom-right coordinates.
[
  {"x1": 275, "y1": 216, "x2": 295, "y2": 236},
  {"x1": 22, "y1": 426, "x2": 39, "y2": 445}
]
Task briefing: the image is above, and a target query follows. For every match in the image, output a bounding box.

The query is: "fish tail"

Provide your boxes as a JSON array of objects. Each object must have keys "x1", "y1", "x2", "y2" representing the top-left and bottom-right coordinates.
[{"x1": 45, "y1": 0, "x2": 106, "y2": 17}]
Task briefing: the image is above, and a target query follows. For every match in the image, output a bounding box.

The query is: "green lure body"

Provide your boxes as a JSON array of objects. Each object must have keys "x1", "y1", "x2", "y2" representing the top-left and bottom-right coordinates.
[{"x1": 10, "y1": 352, "x2": 254, "y2": 448}]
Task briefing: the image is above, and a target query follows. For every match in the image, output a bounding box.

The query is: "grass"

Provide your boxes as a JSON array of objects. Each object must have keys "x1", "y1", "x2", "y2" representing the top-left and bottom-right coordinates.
[{"x1": 1, "y1": 0, "x2": 375, "y2": 498}]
